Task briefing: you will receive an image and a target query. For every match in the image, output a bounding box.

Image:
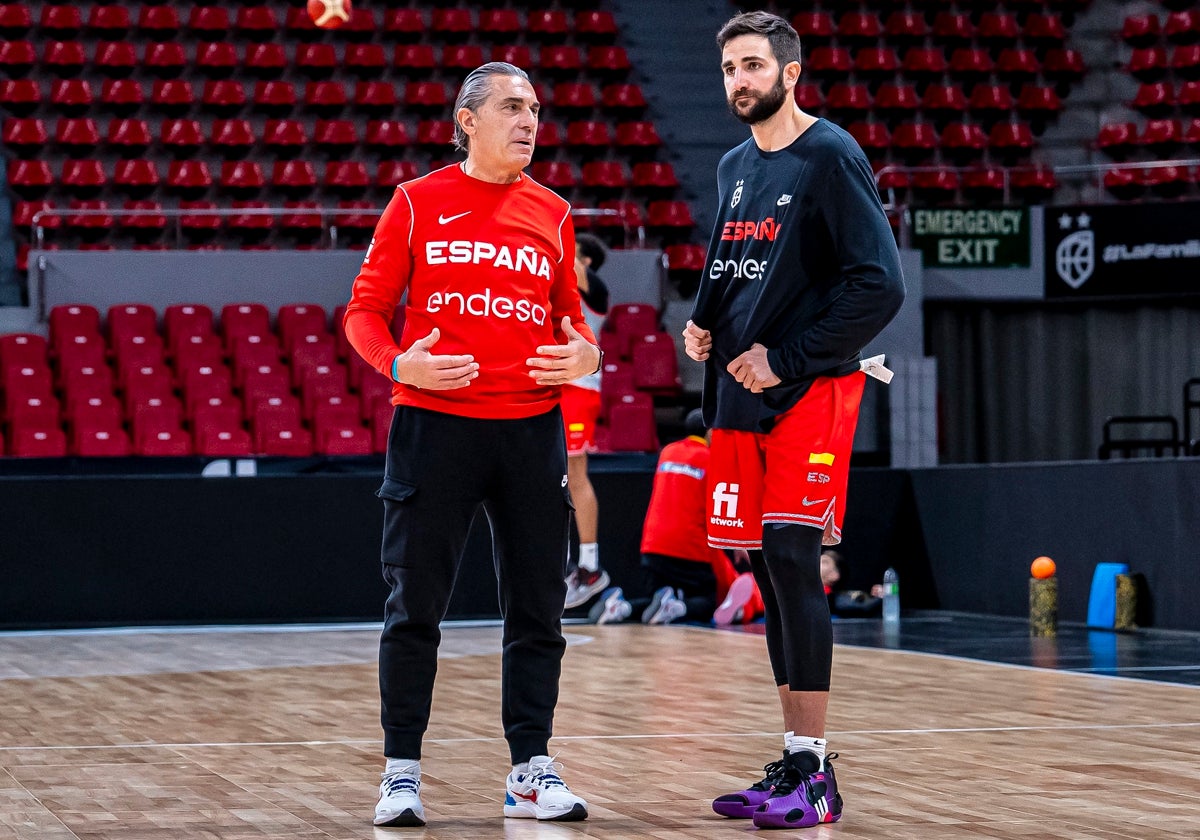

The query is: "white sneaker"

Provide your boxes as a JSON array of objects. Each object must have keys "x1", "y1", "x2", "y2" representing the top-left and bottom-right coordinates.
[
  {"x1": 643, "y1": 586, "x2": 687, "y2": 624},
  {"x1": 588, "y1": 586, "x2": 632, "y2": 624},
  {"x1": 503, "y1": 754, "x2": 588, "y2": 821},
  {"x1": 564, "y1": 566, "x2": 610, "y2": 608},
  {"x1": 374, "y1": 763, "x2": 426, "y2": 827}
]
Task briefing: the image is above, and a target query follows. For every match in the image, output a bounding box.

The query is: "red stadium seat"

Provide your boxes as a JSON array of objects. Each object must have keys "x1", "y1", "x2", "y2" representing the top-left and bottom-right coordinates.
[
  {"x1": 365, "y1": 119, "x2": 409, "y2": 154},
  {"x1": 1024, "y1": 13, "x2": 1066, "y2": 46},
  {"x1": 874, "y1": 82, "x2": 919, "y2": 119},
  {"x1": 150, "y1": 79, "x2": 193, "y2": 117},
  {"x1": 531, "y1": 161, "x2": 577, "y2": 191},
  {"x1": 93, "y1": 40, "x2": 136, "y2": 78},
  {"x1": 996, "y1": 49, "x2": 1041, "y2": 84},
  {"x1": 165, "y1": 304, "x2": 215, "y2": 348},
  {"x1": 61, "y1": 159, "x2": 108, "y2": 198},
  {"x1": 7, "y1": 159, "x2": 53, "y2": 199},
  {"x1": 806, "y1": 46, "x2": 853, "y2": 76},
  {"x1": 442, "y1": 44, "x2": 485, "y2": 75},
  {"x1": 222, "y1": 303, "x2": 272, "y2": 353},
  {"x1": 1166, "y1": 10, "x2": 1200, "y2": 45},
  {"x1": 0, "y1": 39, "x2": 34, "y2": 77},
  {"x1": 313, "y1": 118, "x2": 358, "y2": 154},
  {"x1": 631, "y1": 332, "x2": 680, "y2": 395},
  {"x1": 587, "y1": 46, "x2": 631, "y2": 77},
  {"x1": 630, "y1": 161, "x2": 677, "y2": 192},
  {"x1": 1129, "y1": 47, "x2": 1169, "y2": 83},
  {"x1": 355, "y1": 81, "x2": 396, "y2": 117},
  {"x1": 837, "y1": 10, "x2": 882, "y2": 43},
  {"x1": 989, "y1": 122, "x2": 1036, "y2": 163},
  {"x1": 479, "y1": 8, "x2": 521, "y2": 38},
  {"x1": 295, "y1": 42, "x2": 337, "y2": 79},
  {"x1": 605, "y1": 395, "x2": 658, "y2": 452},
  {"x1": 486, "y1": 43, "x2": 528, "y2": 67},
  {"x1": 1, "y1": 117, "x2": 45, "y2": 156},
  {"x1": 528, "y1": 9, "x2": 568, "y2": 40},
  {"x1": 430, "y1": 7, "x2": 472, "y2": 40},
  {"x1": 210, "y1": 118, "x2": 255, "y2": 157},
  {"x1": 977, "y1": 11, "x2": 1020, "y2": 45},
  {"x1": 244, "y1": 42, "x2": 286, "y2": 78},
  {"x1": 196, "y1": 41, "x2": 238, "y2": 79},
  {"x1": 112, "y1": 159, "x2": 160, "y2": 198},
  {"x1": 892, "y1": 122, "x2": 939, "y2": 162},
  {"x1": 200, "y1": 79, "x2": 246, "y2": 117},
  {"x1": 394, "y1": 44, "x2": 436, "y2": 75},
  {"x1": 920, "y1": 84, "x2": 967, "y2": 120},
  {"x1": 55, "y1": 117, "x2": 100, "y2": 152},
  {"x1": 107, "y1": 117, "x2": 152, "y2": 156},
  {"x1": 161, "y1": 118, "x2": 204, "y2": 158},
  {"x1": 381, "y1": 7, "x2": 424, "y2": 41},
  {"x1": 825, "y1": 83, "x2": 872, "y2": 118},
  {"x1": 847, "y1": 122, "x2": 891, "y2": 158},
  {"x1": 188, "y1": 5, "x2": 229, "y2": 38},
  {"x1": 50, "y1": 78, "x2": 93, "y2": 115},
  {"x1": 941, "y1": 122, "x2": 988, "y2": 163},
  {"x1": 344, "y1": 42, "x2": 386, "y2": 77},
  {"x1": 220, "y1": 160, "x2": 265, "y2": 199},
  {"x1": 885, "y1": 10, "x2": 929, "y2": 45},
  {"x1": 791, "y1": 12, "x2": 833, "y2": 39},
  {"x1": 43, "y1": 40, "x2": 87, "y2": 77},
  {"x1": 948, "y1": 48, "x2": 994, "y2": 83},
  {"x1": 262, "y1": 119, "x2": 307, "y2": 157},
  {"x1": 0, "y1": 333, "x2": 48, "y2": 368},
  {"x1": 968, "y1": 84, "x2": 1014, "y2": 122},
  {"x1": 9, "y1": 425, "x2": 68, "y2": 458},
  {"x1": 138, "y1": 5, "x2": 178, "y2": 38},
  {"x1": 0, "y1": 78, "x2": 42, "y2": 116},
  {"x1": 144, "y1": 40, "x2": 186, "y2": 78},
  {"x1": 304, "y1": 81, "x2": 347, "y2": 116},
  {"x1": 234, "y1": 6, "x2": 277, "y2": 40},
  {"x1": 0, "y1": 2, "x2": 32, "y2": 40},
  {"x1": 1121, "y1": 14, "x2": 1161, "y2": 48},
  {"x1": 253, "y1": 81, "x2": 296, "y2": 116}
]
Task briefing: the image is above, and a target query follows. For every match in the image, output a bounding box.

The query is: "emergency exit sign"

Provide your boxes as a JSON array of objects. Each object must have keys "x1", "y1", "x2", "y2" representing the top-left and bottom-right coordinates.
[{"x1": 910, "y1": 208, "x2": 1031, "y2": 268}]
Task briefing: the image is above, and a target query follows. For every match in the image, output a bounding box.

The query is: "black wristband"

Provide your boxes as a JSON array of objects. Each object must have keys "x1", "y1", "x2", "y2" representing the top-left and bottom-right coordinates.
[{"x1": 591, "y1": 346, "x2": 604, "y2": 375}]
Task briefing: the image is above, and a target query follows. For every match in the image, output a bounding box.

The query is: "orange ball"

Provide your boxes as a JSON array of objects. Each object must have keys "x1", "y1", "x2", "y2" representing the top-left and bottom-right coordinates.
[
  {"x1": 308, "y1": 0, "x2": 352, "y2": 28},
  {"x1": 1031, "y1": 556, "x2": 1056, "y2": 580}
]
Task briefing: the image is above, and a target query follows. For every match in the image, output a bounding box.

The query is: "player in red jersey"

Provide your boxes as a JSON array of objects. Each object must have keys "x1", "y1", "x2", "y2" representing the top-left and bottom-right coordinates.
[
  {"x1": 563, "y1": 233, "x2": 611, "y2": 609},
  {"x1": 345, "y1": 62, "x2": 599, "y2": 828},
  {"x1": 589, "y1": 408, "x2": 760, "y2": 625}
]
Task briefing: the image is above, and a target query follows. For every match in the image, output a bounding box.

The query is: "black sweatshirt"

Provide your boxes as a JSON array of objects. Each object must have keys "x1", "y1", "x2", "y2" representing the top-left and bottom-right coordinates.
[{"x1": 691, "y1": 119, "x2": 905, "y2": 433}]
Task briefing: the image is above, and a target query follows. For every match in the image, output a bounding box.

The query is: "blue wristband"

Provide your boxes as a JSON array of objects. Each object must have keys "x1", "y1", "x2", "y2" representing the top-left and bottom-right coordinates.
[{"x1": 391, "y1": 354, "x2": 401, "y2": 383}]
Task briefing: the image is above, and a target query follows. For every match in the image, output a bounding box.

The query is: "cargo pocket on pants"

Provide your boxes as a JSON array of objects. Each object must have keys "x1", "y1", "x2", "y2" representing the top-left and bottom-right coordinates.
[{"x1": 376, "y1": 476, "x2": 417, "y2": 503}]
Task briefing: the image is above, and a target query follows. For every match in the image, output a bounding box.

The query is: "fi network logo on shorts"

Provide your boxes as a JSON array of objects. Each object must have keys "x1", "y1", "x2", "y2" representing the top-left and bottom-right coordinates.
[{"x1": 711, "y1": 482, "x2": 744, "y2": 528}]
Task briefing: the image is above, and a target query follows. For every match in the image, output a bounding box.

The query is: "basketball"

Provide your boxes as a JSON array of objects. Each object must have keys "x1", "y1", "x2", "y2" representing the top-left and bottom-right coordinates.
[
  {"x1": 307, "y1": 0, "x2": 352, "y2": 28},
  {"x1": 1030, "y1": 556, "x2": 1056, "y2": 580}
]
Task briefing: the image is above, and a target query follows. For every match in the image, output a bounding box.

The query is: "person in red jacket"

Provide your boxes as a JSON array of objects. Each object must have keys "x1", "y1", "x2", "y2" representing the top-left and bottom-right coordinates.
[{"x1": 344, "y1": 62, "x2": 600, "y2": 828}]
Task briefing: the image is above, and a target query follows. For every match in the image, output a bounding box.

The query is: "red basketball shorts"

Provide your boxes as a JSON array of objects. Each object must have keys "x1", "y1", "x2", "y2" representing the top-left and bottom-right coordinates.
[
  {"x1": 560, "y1": 383, "x2": 601, "y2": 456},
  {"x1": 707, "y1": 372, "x2": 866, "y2": 549}
]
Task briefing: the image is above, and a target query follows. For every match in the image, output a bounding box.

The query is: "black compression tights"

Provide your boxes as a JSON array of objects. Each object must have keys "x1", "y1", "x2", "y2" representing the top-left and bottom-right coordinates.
[{"x1": 750, "y1": 523, "x2": 832, "y2": 692}]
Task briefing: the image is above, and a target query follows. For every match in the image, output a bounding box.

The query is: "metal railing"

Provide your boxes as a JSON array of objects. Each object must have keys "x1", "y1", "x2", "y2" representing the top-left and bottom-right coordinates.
[
  {"x1": 874, "y1": 158, "x2": 1200, "y2": 210},
  {"x1": 26, "y1": 206, "x2": 640, "y2": 250}
]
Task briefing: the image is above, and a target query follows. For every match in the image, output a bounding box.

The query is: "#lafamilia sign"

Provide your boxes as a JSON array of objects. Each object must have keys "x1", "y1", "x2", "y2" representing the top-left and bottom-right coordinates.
[
  {"x1": 910, "y1": 208, "x2": 1030, "y2": 268},
  {"x1": 1046, "y1": 203, "x2": 1200, "y2": 298}
]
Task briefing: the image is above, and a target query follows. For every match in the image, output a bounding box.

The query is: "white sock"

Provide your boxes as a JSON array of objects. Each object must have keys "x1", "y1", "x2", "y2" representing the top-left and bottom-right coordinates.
[
  {"x1": 578, "y1": 543, "x2": 599, "y2": 572},
  {"x1": 784, "y1": 731, "x2": 827, "y2": 768},
  {"x1": 385, "y1": 758, "x2": 420, "y2": 776}
]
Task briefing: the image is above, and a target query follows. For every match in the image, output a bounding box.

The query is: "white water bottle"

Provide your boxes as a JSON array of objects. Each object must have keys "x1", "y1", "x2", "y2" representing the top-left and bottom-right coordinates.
[{"x1": 882, "y1": 567, "x2": 900, "y2": 626}]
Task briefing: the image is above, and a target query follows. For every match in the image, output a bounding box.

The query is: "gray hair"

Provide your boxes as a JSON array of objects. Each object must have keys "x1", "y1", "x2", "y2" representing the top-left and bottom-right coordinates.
[{"x1": 453, "y1": 62, "x2": 532, "y2": 153}]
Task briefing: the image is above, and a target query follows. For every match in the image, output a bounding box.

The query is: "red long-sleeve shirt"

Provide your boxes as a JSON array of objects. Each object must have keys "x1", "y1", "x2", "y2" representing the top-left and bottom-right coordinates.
[{"x1": 344, "y1": 164, "x2": 597, "y2": 419}]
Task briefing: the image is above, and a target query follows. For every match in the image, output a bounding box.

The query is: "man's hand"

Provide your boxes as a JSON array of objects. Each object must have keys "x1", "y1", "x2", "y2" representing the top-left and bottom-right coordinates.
[
  {"x1": 392, "y1": 328, "x2": 479, "y2": 390},
  {"x1": 727, "y1": 343, "x2": 781, "y2": 393},
  {"x1": 527, "y1": 316, "x2": 601, "y2": 385},
  {"x1": 682, "y1": 320, "x2": 711, "y2": 361},
  {"x1": 731, "y1": 548, "x2": 752, "y2": 573}
]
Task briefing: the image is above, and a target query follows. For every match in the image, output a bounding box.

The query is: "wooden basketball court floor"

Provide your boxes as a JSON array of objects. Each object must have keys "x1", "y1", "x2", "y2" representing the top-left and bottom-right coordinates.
[{"x1": 1, "y1": 617, "x2": 1198, "y2": 839}]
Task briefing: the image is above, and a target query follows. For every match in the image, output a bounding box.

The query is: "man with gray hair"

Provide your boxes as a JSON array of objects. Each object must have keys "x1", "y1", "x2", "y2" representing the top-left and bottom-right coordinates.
[{"x1": 345, "y1": 61, "x2": 599, "y2": 827}]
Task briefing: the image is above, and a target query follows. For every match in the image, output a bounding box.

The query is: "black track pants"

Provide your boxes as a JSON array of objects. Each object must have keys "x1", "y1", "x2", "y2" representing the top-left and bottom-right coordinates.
[{"x1": 376, "y1": 405, "x2": 572, "y2": 763}]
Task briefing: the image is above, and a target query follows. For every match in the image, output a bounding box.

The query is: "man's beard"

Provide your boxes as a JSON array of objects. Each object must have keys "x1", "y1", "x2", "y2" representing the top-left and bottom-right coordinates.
[{"x1": 727, "y1": 72, "x2": 789, "y2": 125}]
